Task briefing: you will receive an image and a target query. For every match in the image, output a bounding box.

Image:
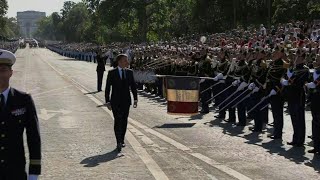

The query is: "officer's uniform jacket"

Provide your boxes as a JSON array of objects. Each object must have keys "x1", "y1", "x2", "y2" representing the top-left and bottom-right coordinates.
[{"x1": 0, "y1": 88, "x2": 41, "y2": 175}]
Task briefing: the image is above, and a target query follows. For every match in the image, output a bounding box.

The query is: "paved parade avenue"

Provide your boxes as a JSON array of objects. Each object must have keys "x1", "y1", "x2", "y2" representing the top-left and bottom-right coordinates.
[{"x1": 13, "y1": 48, "x2": 320, "y2": 180}]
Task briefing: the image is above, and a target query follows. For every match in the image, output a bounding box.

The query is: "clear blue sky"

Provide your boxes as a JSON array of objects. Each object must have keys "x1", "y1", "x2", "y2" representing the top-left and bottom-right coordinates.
[{"x1": 7, "y1": 0, "x2": 82, "y2": 18}]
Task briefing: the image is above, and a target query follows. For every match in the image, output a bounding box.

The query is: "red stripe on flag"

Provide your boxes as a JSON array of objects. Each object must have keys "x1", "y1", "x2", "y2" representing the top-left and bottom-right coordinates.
[{"x1": 167, "y1": 101, "x2": 199, "y2": 114}]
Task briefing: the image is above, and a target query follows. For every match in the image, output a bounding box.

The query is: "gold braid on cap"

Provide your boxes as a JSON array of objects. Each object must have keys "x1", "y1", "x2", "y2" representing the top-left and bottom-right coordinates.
[{"x1": 0, "y1": 58, "x2": 13, "y2": 65}]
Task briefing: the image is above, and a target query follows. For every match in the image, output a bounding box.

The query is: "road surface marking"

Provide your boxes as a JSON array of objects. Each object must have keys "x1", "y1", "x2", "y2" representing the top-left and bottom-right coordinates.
[
  {"x1": 38, "y1": 108, "x2": 57, "y2": 121},
  {"x1": 38, "y1": 108, "x2": 72, "y2": 121},
  {"x1": 32, "y1": 85, "x2": 73, "y2": 98}
]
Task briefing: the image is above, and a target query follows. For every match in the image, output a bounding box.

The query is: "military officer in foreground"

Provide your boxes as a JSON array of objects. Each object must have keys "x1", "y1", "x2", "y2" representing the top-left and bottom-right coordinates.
[{"x1": 0, "y1": 49, "x2": 41, "y2": 180}]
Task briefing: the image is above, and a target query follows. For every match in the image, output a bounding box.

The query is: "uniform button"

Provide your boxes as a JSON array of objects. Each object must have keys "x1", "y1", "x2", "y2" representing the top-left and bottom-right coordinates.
[
  {"x1": 0, "y1": 160, "x2": 4, "y2": 163},
  {"x1": 0, "y1": 147, "x2": 4, "y2": 150},
  {"x1": 1, "y1": 122, "x2": 4, "y2": 125},
  {"x1": 1, "y1": 134, "x2": 5, "y2": 138}
]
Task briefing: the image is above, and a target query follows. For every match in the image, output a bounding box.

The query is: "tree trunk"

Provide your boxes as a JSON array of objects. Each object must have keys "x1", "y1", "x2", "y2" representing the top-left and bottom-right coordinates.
[{"x1": 137, "y1": 4, "x2": 147, "y2": 42}]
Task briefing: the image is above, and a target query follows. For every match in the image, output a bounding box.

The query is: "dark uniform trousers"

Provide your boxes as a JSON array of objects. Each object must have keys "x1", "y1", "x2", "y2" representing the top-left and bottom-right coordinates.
[
  {"x1": 216, "y1": 83, "x2": 236, "y2": 121},
  {"x1": 250, "y1": 92, "x2": 269, "y2": 131},
  {"x1": 96, "y1": 55, "x2": 106, "y2": 92},
  {"x1": 311, "y1": 88, "x2": 320, "y2": 150},
  {"x1": 200, "y1": 80, "x2": 212, "y2": 112},
  {"x1": 288, "y1": 91, "x2": 306, "y2": 144},
  {"x1": 311, "y1": 110, "x2": 320, "y2": 151},
  {"x1": 156, "y1": 77, "x2": 163, "y2": 97},
  {"x1": 97, "y1": 71, "x2": 104, "y2": 91},
  {"x1": 236, "y1": 89, "x2": 251, "y2": 126},
  {"x1": 270, "y1": 94, "x2": 284, "y2": 137}
]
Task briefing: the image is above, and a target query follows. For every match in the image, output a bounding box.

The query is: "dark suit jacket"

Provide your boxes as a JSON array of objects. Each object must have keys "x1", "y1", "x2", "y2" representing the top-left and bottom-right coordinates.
[
  {"x1": 0, "y1": 88, "x2": 41, "y2": 174},
  {"x1": 96, "y1": 55, "x2": 106, "y2": 72},
  {"x1": 105, "y1": 68, "x2": 137, "y2": 106}
]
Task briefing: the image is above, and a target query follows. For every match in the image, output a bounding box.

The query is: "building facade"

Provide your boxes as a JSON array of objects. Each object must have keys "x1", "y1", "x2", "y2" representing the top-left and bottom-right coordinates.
[{"x1": 17, "y1": 11, "x2": 46, "y2": 38}]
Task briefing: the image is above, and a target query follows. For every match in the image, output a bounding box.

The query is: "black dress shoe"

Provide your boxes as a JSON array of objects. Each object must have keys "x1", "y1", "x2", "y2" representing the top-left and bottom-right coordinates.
[
  {"x1": 246, "y1": 115, "x2": 254, "y2": 120},
  {"x1": 268, "y1": 122, "x2": 274, "y2": 126},
  {"x1": 200, "y1": 110, "x2": 209, "y2": 114},
  {"x1": 308, "y1": 149, "x2": 320, "y2": 154},
  {"x1": 268, "y1": 135, "x2": 282, "y2": 140},
  {"x1": 116, "y1": 144, "x2": 122, "y2": 152},
  {"x1": 122, "y1": 143, "x2": 126, "y2": 148},
  {"x1": 249, "y1": 127, "x2": 262, "y2": 132},
  {"x1": 214, "y1": 115, "x2": 225, "y2": 119},
  {"x1": 252, "y1": 129, "x2": 262, "y2": 133},
  {"x1": 235, "y1": 123, "x2": 246, "y2": 127},
  {"x1": 308, "y1": 135, "x2": 313, "y2": 139},
  {"x1": 224, "y1": 119, "x2": 235, "y2": 123},
  {"x1": 287, "y1": 142, "x2": 304, "y2": 147}
]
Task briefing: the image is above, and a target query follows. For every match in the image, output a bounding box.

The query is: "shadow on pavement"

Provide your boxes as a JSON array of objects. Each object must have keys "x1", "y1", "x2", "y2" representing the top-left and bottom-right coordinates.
[
  {"x1": 138, "y1": 91, "x2": 167, "y2": 104},
  {"x1": 80, "y1": 149, "x2": 123, "y2": 167},
  {"x1": 154, "y1": 123, "x2": 196, "y2": 129},
  {"x1": 258, "y1": 139, "x2": 309, "y2": 165},
  {"x1": 305, "y1": 155, "x2": 320, "y2": 173},
  {"x1": 189, "y1": 113, "x2": 205, "y2": 120},
  {"x1": 205, "y1": 116, "x2": 315, "y2": 168},
  {"x1": 85, "y1": 91, "x2": 100, "y2": 95}
]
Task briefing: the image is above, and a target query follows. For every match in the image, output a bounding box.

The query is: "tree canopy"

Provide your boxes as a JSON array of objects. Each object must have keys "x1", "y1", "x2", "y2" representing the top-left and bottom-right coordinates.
[
  {"x1": 0, "y1": 0, "x2": 20, "y2": 38},
  {"x1": 34, "y1": 0, "x2": 320, "y2": 43}
]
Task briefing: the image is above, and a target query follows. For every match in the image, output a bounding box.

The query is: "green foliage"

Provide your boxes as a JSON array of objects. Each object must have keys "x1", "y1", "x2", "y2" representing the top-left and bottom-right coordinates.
[
  {"x1": 0, "y1": 17, "x2": 20, "y2": 38},
  {"x1": 33, "y1": 0, "x2": 320, "y2": 43},
  {"x1": 61, "y1": 1, "x2": 76, "y2": 20},
  {"x1": 0, "y1": 0, "x2": 8, "y2": 32},
  {"x1": 0, "y1": 0, "x2": 20, "y2": 38}
]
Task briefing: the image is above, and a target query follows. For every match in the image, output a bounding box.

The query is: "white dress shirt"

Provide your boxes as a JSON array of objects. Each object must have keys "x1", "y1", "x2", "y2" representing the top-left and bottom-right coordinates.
[
  {"x1": 117, "y1": 67, "x2": 126, "y2": 79},
  {"x1": 0, "y1": 87, "x2": 10, "y2": 104}
]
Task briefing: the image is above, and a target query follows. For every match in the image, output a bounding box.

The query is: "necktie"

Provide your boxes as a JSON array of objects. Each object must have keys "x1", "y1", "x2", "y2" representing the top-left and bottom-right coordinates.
[
  {"x1": 121, "y1": 69, "x2": 125, "y2": 80},
  {"x1": 0, "y1": 94, "x2": 5, "y2": 112}
]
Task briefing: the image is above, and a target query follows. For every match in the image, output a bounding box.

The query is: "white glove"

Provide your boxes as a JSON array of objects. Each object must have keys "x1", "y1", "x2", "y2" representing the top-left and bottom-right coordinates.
[
  {"x1": 248, "y1": 83, "x2": 256, "y2": 90},
  {"x1": 232, "y1": 80, "x2": 240, "y2": 86},
  {"x1": 253, "y1": 87, "x2": 259, "y2": 93},
  {"x1": 216, "y1": 73, "x2": 223, "y2": 80},
  {"x1": 281, "y1": 79, "x2": 289, "y2": 86},
  {"x1": 200, "y1": 79, "x2": 205, "y2": 83},
  {"x1": 306, "y1": 82, "x2": 316, "y2": 89},
  {"x1": 213, "y1": 77, "x2": 218, "y2": 81},
  {"x1": 29, "y1": 175, "x2": 39, "y2": 180},
  {"x1": 237, "y1": 82, "x2": 248, "y2": 91},
  {"x1": 287, "y1": 69, "x2": 293, "y2": 78},
  {"x1": 219, "y1": 79, "x2": 226, "y2": 84},
  {"x1": 269, "y1": 89, "x2": 277, "y2": 97}
]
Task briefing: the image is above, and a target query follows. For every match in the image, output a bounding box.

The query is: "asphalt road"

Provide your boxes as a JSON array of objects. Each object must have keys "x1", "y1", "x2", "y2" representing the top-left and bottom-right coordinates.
[{"x1": 11, "y1": 47, "x2": 320, "y2": 180}]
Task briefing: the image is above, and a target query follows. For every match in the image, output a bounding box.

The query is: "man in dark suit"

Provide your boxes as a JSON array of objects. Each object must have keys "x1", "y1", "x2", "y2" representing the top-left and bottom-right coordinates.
[
  {"x1": 105, "y1": 54, "x2": 138, "y2": 152},
  {"x1": 96, "y1": 50, "x2": 106, "y2": 92},
  {"x1": 0, "y1": 49, "x2": 41, "y2": 180}
]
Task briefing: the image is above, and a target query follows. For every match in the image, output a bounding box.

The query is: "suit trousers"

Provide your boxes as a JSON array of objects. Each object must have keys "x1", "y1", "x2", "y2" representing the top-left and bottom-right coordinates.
[
  {"x1": 97, "y1": 71, "x2": 104, "y2": 91},
  {"x1": 112, "y1": 104, "x2": 130, "y2": 144}
]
